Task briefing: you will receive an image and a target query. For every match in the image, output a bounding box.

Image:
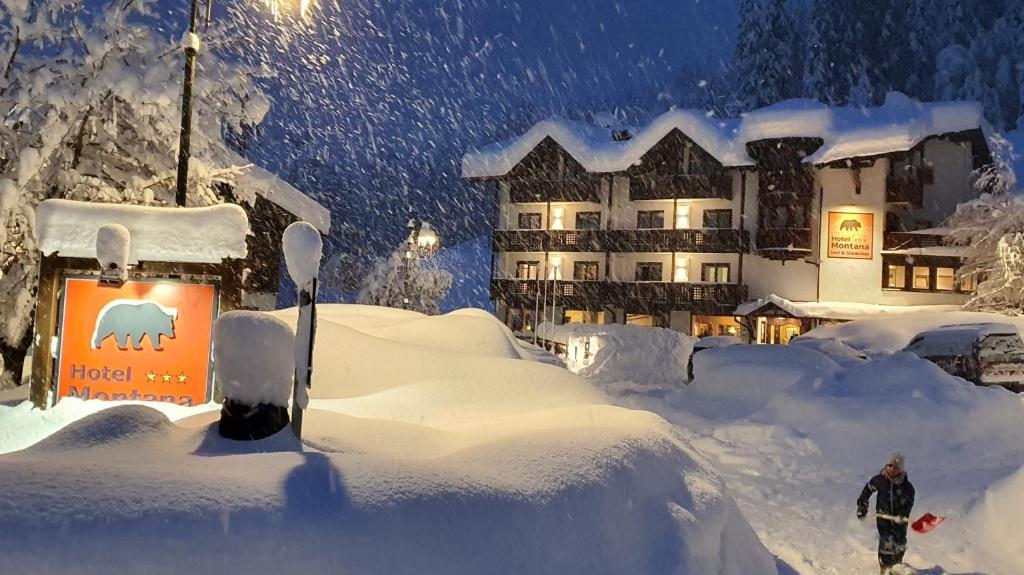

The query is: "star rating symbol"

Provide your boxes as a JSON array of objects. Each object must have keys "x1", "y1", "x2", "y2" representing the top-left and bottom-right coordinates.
[
  {"x1": 162, "y1": 373, "x2": 172, "y2": 384},
  {"x1": 146, "y1": 371, "x2": 157, "y2": 383},
  {"x1": 177, "y1": 373, "x2": 187, "y2": 384}
]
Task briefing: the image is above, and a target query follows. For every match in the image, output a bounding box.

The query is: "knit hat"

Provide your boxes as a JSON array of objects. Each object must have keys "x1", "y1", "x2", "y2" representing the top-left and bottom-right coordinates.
[{"x1": 886, "y1": 452, "x2": 905, "y2": 472}]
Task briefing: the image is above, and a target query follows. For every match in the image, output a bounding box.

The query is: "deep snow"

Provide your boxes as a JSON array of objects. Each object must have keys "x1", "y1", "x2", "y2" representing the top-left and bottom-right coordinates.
[{"x1": 0, "y1": 305, "x2": 776, "y2": 575}]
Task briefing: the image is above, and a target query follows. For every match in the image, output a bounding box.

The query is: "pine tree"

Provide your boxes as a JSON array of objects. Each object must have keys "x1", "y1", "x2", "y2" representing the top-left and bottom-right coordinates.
[
  {"x1": 734, "y1": 0, "x2": 799, "y2": 110},
  {"x1": 803, "y1": 0, "x2": 846, "y2": 104}
]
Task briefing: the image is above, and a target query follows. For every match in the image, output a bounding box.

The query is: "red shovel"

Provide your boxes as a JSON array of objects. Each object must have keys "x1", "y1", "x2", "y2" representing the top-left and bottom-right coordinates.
[{"x1": 876, "y1": 512, "x2": 946, "y2": 534}]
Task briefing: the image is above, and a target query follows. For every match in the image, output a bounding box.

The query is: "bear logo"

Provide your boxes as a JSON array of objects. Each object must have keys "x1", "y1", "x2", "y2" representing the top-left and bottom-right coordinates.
[
  {"x1": 91, "y1": 300, "x2": 178, "y2": 351},
  {"x1": 839, "y1": 219, "x2": 862, "y2": 232}
]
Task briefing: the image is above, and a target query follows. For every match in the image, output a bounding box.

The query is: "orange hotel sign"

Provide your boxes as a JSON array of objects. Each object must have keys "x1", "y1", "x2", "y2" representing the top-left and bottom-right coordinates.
[
  {"x1": 54, "y1": 277, "x2": 218, "y2": 406},
  {"x1": 827, "y1": 211, "x2": 874, "y2": 260}
]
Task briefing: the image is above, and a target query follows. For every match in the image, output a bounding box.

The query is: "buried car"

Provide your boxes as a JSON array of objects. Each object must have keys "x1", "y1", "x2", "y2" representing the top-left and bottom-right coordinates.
[
  {"x1": 687, "y1": 335, "x2": 744, "y2": 382},
  {"x1": 902, "y1": 323, "x2": 1024, "y2": 392}
]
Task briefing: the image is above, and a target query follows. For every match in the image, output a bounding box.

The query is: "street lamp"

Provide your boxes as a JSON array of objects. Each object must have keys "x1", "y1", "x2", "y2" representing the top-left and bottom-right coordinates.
[
  {"x1": 402, "y1": 218, "x2": 441, "y2": 309},
  {"x1": 175, "y1": 0, "x2": 313, "y2": 206}
]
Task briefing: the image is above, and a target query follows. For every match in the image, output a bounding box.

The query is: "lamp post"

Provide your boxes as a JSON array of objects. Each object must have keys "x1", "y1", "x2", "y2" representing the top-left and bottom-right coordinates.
[
  {"x1": 402, "y1": 218, "x2": 440, "y2": 310},
  {"x1": 174, "y1": 0, "x2": 312, "y2": 207}
]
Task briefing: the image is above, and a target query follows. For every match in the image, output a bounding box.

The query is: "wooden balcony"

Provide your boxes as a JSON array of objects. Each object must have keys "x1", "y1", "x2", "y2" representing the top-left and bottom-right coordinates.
[
  {"x1": 757, "y1": 169, "x2": 815, "y2": 199},
  {"x1": 628, "y1": 173, "x2": 732, "y2": 201},
  {"x1": 493, "y1": 228, "x2": 749, "y2": 254},
  {"x1": 886, "y1": 167, "x2": 932, "y2": 206},
  {"x1": 604, "y1": 228, "x2": 748, "y2": 253},
  {"x1": 508, "y1": 178, "x2": 601, "y2": 203},
  {"x1": 490, "y1": 279, "x2": 748, "y2": 315},
  {"x1": 883, "y1": 231, "x2": 946, "y2": 251},
  {"x1": 756, "y1": 228, "x2": 812, "y2": 260}
]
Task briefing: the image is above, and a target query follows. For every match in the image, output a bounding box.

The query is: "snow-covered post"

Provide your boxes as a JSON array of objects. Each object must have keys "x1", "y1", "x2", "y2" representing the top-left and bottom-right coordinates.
[
  {"x1": 283, "y1": 221, "x2": 323, "y2": 439},
  {"x1": 214, "y1": 311, "x2": 295, "y2": 440},
  {"x1": 95, "y1": 224, "x2": 131, "y2": 283},
  {"x1": 175, "y1": 0, "x2": 205, "y2": 207},
  {"x1": 402, "y1": 219, "x2": 417, "y2": 309}
]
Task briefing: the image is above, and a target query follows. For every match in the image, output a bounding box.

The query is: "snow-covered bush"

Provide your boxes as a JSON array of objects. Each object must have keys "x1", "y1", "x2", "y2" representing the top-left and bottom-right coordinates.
[
  {"x1": 357, "y1": 243, "x2": 452, "y2": 315},
  {"x1": 0, "y1": 1, "x2": 271, "y2": 384}
]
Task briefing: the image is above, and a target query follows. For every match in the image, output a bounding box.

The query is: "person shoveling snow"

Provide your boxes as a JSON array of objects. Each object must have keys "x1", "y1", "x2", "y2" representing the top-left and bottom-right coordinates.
[{"x1": 857, "y1": 452, "x2": 916, "y2": 574}]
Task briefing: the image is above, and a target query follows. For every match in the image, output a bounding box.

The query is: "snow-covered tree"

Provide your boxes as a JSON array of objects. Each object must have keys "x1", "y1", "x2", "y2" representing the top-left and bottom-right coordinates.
[
  {"x1": 0, "y1": 1, "x2": 271, "y2": 386},
  {"x1": 946, "y1": 135, "x2": 1024, "y2": 313},
  {"x1": 357, "y1": 242, "x2": 452, "y2": 316},
  {"x1": 733, "y1": 0, "x2": 799, "y2": 111}
]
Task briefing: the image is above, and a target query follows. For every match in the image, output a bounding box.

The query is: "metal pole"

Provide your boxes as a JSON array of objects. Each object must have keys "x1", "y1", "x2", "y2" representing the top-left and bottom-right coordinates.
[
  {"x1": 175, "y1": 0, "x2": 203, "y2": 207},
  {"x1": 290, "y1": 277, "x2": 317, "y2": 438}
]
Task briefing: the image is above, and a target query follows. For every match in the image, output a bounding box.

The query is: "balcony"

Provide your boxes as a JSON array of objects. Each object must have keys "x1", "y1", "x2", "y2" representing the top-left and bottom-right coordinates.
[
  {"x1": 604, "y1": 228, "x2": 748, "y2": 253},
  {"x1": 628, "y1": 173, "x2": 732, "y2": 201},
  {"x1": 508, "y1": 178, "x2": 600, "y2": 203},
  {"x1": 886, "y1": 167, "x2": 933, "y2": 206},
  {"x1": 493, "y1": 228, "x2": 749, "y2": 253},
  {"x1": 492, "y1": 230, "x2": 604, "y2": 252},
  {"x1": 490, "y1": 279, "x2": 748, "y2": 314},
  {"x1": 883, "y1": 231, "x2": 946, "y2": 251},
  {"x1": 758, "y1": 169, "x2": 815, "y2": 199},
  {"x1": 756, "y1": 228, "x2": 812, "y2": 260}
]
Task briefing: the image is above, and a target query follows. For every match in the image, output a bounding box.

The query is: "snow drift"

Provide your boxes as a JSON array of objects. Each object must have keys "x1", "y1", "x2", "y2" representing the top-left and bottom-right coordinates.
[{"x1": 0, "y1": 304, "x2": 778, "y2": 575}]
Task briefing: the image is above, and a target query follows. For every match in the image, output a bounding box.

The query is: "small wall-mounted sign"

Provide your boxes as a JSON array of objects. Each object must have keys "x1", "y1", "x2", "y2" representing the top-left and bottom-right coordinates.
[
  {"x1": 54, "y1": 277, "x2": 218, "y2": 406},
  {"x1": 827, "y1": 211, "x2": 874, "y2": 260}
]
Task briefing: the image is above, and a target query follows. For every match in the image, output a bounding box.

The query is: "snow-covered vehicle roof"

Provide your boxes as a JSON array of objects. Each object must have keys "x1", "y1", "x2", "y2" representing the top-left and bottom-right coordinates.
[
  {"x1": 903, "y1": 323, "x2": 1022, "y2": 358},
  {"x1": 36, "y1": 199, "x2": 249, "y2": 264},
  {"x1": 693, "y1": 335, "x2": 743, "y2": 350},
  {"x1": 462, "y1": 92, "x2": 989, "y2": 178}
]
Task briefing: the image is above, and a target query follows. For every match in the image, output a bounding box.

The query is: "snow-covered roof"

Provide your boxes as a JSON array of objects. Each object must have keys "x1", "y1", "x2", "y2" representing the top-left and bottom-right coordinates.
[
  {"x1": 735, "y1": 293, "x2": 962, "y2": 321},
  {"x1": 463, "y1": 92, "x2": 989, "y2": 178},
  {"x1": 220, "y1": 149, "x2": 331, "y2": 234},
  {"x1": 36, "y1": 199, "x2": 249, "y2": 264}
]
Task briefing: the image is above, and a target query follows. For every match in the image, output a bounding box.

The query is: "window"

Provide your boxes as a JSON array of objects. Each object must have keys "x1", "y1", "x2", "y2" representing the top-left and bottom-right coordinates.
[
  {"x1": 674, "y1": 257, "x2": 690, "y2": 282},
  {"x1": 703, "y1": 209, "x2": 732, "y2": 229},
  {"x1": 936, "y1": 267, "x2": 955, "y2": 291},
  {"x1": 958, "y1": 273, "x2": 978, "y2": 293},
  {"x1": 516, "y1": 261, "x2": 539, "y2": 280},
  {"x1": 912, "y1": 266, "x2": 930, "y2": 290},
  {"x1": 701, "y1": 263, "x2": 730, "y2": 283},
  {"x1": 518, "y1": 212, "x2": 541, "y2": 230},
  {"x1": 675, "y1": 203, "x2": 691, "y2": 229},
  {"x1": 635, "y1": 262, "x2": 663, "y2": 281},
  {"x1": 637, "y1": 210, "x2": 665, "y2": 229},
  {"x1": 886, "y1": 264, "x2": 905, "y2": 289},
  {"x1": 575, "y1": 212, "x2": 601, "y2": 230},
  {"x1": 574, "y1": 261, "x2": 599, "y2": 281}
]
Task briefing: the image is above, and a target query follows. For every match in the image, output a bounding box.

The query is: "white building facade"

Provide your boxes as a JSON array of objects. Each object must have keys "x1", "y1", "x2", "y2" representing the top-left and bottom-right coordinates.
[{"x1": 464, "y1": 94, "x2": 992, "y2": 343}]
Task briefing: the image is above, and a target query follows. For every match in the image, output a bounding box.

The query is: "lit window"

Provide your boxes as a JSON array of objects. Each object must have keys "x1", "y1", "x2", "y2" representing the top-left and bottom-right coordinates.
[
  {"x1": 516, "y1": 261, "x2": 539, "y2": 280},
  {"x1": 674, "y1": 257, "x2": 690, "y2": 282},
  {"x1": 958, "y1": 273, "x2": 977, "y2": 293},
  {"x1": 550, "y1": 207, "x2": 565, "y2": 230},
  {"x1": 675, "y1": 203, "x2": 691, "y2": 229},
  {"x1": 912, "y1": 266, "x2": 930, "y2": 290},
  {"x1": 702, "y1": 263, "x2": 730, "y2": 283},
  {"x1": 936, "y1": 267, "x2": 955, "y2": 291},
  {"x1": 886, "y1": 264, "x2": 905, "y2": 289},
  {"x1": 574, "y1": 261, "x2": 599, "y2": 281}
]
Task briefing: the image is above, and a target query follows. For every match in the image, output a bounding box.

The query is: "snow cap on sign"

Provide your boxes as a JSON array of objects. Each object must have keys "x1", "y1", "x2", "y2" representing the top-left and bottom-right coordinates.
[
  {"x1": 213, "y1": 311, "x2": 295, "y2": 408},
  {"x1": 282, "y1": 221, "x2": 323, "y2": 287}
]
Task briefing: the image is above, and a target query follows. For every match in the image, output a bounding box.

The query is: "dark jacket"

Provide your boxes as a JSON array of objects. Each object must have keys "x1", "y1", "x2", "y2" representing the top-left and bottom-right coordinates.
[{"x1": 857, "y1": 472, "x2": 915, "y2": 518}]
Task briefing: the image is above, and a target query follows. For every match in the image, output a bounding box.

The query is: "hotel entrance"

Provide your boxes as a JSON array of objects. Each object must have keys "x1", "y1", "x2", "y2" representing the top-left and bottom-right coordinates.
[{"x1": 758, "y1": 317, "x2": 803, "y2": 344}]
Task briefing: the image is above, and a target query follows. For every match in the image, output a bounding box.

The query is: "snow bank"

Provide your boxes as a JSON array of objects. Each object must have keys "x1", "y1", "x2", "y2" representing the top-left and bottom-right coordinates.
[
  {"x1": 966, "y1": 464, "x2": 1024, "y2": 573},
  {"x1": 463, "y1": 92, "x2": 986, "y2": 178},
  {"x1": 802, "y1": 311, "x2": 1024, "y2": 354},
  {"x1": 538, "y1": 321, "x2": 695, "y2": 387},
  {"x1": 214, "y1": 311, "x2": 295, "y2": 407},
  {"x1": 0, "y1": 304, "x2": 780, "y2": 575},
  {"x1": 36, "y1": 199, "x2": 249, "y2": 263}
]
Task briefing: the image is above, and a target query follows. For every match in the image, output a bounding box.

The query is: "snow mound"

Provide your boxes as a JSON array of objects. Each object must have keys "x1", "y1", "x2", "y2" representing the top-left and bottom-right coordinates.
[
  {"x1": 36, "y1": 199, "x2": 249, "y2": 263},
  {"x1": 686, "y1": 345, "x2": 840, "y2": 418},
  {"x1": 801, "y1": 311, "x2": 1024, "y2": 354},
  {"x1": 0, "y1": 304, "x2": 779, "y2": 575},
  {"x1": 282, "y1": 221, "x2": 323, "y2": 287},
  {"x1": 966, "y1": 464, "x2": 1024, "y2": 574},
  {"x1": 539, "y1": 322, "x2": 695, "y2": 387},
  {"x1": 214, "y1": 311, "x2": 295, "y2": 407}
]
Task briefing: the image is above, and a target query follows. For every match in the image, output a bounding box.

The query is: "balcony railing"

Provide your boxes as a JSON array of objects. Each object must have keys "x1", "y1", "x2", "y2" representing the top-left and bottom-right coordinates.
[
  {"x1": 508, "y1": 178, "x2": 601, "y2": 203},
  {"x1": 883, "y1": 231, "x2": 946, "y2": 251},
  {"x1": 490, "y1": 279, "x2": 748, "y2": 314},
  {"x1": 886, "y1": 167, "x2": 932, "y2": 206},
  {"x1": 756, "y1": 228, "x2": 812, "y2": 258},
  {"x1": 628, "y1": 173, "x2": 732, "y2": 201},
  {"x1": 493, "y1": 228, "x2": 749, "y2": 253}
]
